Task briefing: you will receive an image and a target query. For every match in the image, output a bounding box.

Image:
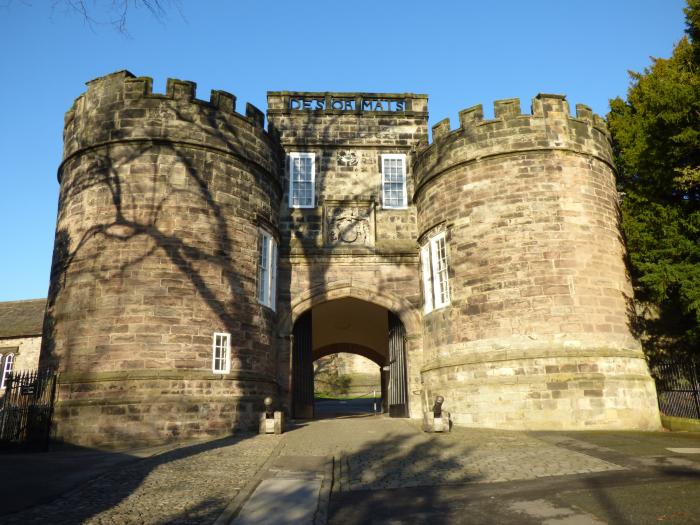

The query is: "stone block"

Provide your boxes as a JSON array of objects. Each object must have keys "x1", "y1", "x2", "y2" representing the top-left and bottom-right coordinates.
[
  {"x1": 259, "y1": 411, "x2": 284, "y2": 434},
  {"x1": 422, "y1": 411, "x2": 451, "y2": 433}
]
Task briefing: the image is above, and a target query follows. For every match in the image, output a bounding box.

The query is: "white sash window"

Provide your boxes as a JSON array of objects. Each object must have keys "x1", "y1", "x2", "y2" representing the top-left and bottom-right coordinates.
[
  {"x1": 0, "y1": 353, "x2": 11, "y2": 388},
  {"x1": 257, "y1": 230, "x2": 278, "y2": 310},
  {"x1": 212, "y1": 333, "x2": 231, "y2": 374},
  {"x1": 421, "y1": 232, "x2": 451, "y2": 312},
  {"x1": 289, "y1": 152, "x2": 315, "y2": 208},
  {"x1": 420, "y1": 244, "x2": 434, "y2": 313},
  {"x1": 381, "y1": 154, "x2": 407, "y2": 209}
]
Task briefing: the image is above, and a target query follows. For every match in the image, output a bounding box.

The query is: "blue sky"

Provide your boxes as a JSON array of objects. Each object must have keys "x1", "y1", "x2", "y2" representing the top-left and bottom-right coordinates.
[{"x1": 0, "y1": 0, "x2": 689, "y2": 301}]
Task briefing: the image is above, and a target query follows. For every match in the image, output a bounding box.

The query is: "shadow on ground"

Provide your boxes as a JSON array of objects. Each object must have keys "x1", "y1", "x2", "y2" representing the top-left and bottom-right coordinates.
[
  {"x1": 0, "y1": 432, "x2": 277, "y2": 524},
  {"x1": 326, "y1": 425, "x2": 700, "y2": 525}
]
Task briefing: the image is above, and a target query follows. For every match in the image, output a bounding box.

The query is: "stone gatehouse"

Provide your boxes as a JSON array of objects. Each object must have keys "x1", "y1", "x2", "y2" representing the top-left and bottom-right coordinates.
[{"x1": 40, "y1": 71, "x2": 661, "y2": 448}]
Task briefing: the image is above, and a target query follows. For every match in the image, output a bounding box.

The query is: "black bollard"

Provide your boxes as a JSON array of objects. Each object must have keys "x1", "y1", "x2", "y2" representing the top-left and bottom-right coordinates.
[{"x1": 432, "y1": 395, "x2": 444, "y2": 418}]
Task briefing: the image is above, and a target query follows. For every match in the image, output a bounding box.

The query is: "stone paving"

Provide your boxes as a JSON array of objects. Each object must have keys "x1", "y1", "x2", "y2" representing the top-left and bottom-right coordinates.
[
  {"x1": 1, "y1": 415, "x2": 636, "y2": 524},
  {"x1": 280, "y1": 416, "x2": 624, "y2": 491},
  {"x1": 2, "y1": 433, "x2": 281, "y2": 525}
]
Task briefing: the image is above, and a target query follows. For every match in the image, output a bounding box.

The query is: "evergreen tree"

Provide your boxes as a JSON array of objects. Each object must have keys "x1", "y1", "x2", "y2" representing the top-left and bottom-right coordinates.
[{"x1": 607, "y1": 0, "x2": 700, "y2": 360}]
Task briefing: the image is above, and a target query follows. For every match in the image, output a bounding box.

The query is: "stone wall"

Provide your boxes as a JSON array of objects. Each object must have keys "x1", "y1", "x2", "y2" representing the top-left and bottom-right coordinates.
[
  {"x1": 267, "y1": 93, "x2": 428, "y2": 417},
  {"x1": 41, "y1": 71, "x2": 283, "y2": 448},
  {"x1": 0, "y1": 335, "x2": 41, "y2": 378},
  {"x1": 413, "y1": 95, "x2": 660, "y2": 429},
  {"x1": 43, "y1": 74, "x2": 661, "y2": 446},
  {"x1": 267, "y1": 92, "x2": 428, "y2": 249}
]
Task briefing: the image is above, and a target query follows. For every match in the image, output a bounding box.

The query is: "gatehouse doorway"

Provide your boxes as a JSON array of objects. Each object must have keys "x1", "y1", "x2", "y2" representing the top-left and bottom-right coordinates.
[{"x1": 291, "y1": 298, "x2": 408, "y2": 419}]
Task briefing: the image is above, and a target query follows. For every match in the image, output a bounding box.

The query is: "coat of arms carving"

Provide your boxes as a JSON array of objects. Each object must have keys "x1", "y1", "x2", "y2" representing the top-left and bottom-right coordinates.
[
  {"x1": 325, "y1": 202, "x2": 374, "y2": 246},
  {"x1": 336, "y1": 150, "x2": 358, "y2": 166}
]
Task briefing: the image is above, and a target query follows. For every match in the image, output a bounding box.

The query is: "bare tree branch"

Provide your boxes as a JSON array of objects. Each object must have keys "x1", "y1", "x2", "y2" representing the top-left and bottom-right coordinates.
[{"x1": 50, "y1": 0, "x2": 183, "y2": 34}]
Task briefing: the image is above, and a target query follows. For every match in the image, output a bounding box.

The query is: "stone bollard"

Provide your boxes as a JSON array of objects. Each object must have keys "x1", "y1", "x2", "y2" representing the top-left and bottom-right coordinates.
[
  {"x1": 259, "y1": 396, "x2": 284, "y2": 434},
  {"x1": 422, "y1": 395, "x2": 451, "y2": 433}
]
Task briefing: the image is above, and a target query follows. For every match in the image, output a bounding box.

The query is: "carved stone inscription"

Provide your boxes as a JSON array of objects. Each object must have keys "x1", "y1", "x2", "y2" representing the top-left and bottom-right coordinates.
[
  {"x1": 325, "y1": 203, "x2": 374, "y2": 246},
  {"x1": 289, "y1": 97, "x2": 406, "y2": 112}
]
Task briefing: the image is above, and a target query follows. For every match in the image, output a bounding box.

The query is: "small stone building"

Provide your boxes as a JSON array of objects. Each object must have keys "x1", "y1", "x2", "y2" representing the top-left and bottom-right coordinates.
[
  {"x1": 40, "y1": 71, "x2": 661, "y2": 447},
  {"x1": 0, "y1": 299, "x2": 45, "y2": 394}
]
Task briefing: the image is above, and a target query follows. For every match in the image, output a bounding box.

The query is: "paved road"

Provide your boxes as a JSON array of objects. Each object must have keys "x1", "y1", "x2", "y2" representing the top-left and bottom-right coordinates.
[{"x1": 1, "y1": 416, "x2": 700, "y2": 524}]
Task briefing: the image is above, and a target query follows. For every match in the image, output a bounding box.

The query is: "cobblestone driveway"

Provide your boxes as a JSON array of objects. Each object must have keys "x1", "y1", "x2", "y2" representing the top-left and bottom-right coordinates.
[
  {"x1": 2, "y1": 433, "x2": 281, "y2": 525},
  {"x1": 280, "y1": 416, "x2": 624, "y2": 491},
  {"x1": 2, "y1": 416, "x2": 629, "y2": 524}
]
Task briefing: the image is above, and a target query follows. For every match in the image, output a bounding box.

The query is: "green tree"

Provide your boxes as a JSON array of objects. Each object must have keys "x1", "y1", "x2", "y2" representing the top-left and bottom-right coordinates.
[{"x1": 607, "y1": 1, "x2": 700, "y2": 360}]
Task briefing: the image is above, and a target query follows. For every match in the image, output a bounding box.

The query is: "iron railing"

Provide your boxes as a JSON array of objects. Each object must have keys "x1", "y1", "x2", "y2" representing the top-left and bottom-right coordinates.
[
  {"x1": 0, "y1": 368, "x2": 57, "y2": 451},
  {"x1": 651, "y1": 359, "x2": 700, "y2": 420}
]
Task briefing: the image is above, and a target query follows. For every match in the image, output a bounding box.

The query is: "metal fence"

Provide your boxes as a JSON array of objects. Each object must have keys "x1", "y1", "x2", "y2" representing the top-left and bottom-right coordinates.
[
  {"x1": 651, "y1": 359, "x2": 700, "y2": 420},
  {"x1": 0, "y1": 368, "x2": 57, "y2": 451}
]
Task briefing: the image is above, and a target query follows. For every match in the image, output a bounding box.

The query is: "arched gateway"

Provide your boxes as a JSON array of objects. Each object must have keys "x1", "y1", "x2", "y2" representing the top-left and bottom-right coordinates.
[
  {"x1": 41, "y1": 72, "x2": 661, "y2": 448},
  {"x1": 277, "y1": 284, "x2": 422, "y2": 421},
  {"x1": 288, "y1": 297, "x2": 409, "y2": 419}
]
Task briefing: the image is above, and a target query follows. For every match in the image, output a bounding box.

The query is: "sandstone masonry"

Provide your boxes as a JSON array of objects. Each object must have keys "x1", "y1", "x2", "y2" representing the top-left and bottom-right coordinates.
[{"x1": 40, "y1": 71, "x2": 661, "y2": 447}]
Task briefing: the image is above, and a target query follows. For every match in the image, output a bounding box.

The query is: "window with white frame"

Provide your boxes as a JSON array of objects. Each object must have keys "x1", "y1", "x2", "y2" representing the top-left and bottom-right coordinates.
[
  {"x1": 1, "y1": 353, "x2": 14, "y2": 389},
  {"x1": 381, "y1": 154, "x2": 407, "y2": 209},
  {"x1": 289, "y1": 152, "x2": 315, "y2": 208},
  {"x1": 212, "y1": 333, "x2": 231, "y2": 374},
  {"x1": 257, "y1": 230, "x2": 278, "y2": 310},
  {"x1": 420, "y1": 232, "x2": 451, "y2": 313}
]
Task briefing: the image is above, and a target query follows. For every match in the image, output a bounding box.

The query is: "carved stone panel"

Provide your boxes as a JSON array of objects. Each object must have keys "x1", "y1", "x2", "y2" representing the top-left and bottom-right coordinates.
[
  {"x1": 336, "y1": 150, "x2": 358, "y2": 166},
  {"x1": 324, "y1": 201, "x2": 375, "y2": 247}
]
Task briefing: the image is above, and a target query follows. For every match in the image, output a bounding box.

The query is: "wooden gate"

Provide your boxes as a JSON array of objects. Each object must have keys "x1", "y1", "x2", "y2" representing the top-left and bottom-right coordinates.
[
  {"x1": 388, "y1": 312, "x2": 408, "y2": 417},
  {"x1": 0, "y1": 368, "x2": 57, "y2": 451},
  {"x1": 292, "y1": 311, "x2": 314, "y2": 418}
]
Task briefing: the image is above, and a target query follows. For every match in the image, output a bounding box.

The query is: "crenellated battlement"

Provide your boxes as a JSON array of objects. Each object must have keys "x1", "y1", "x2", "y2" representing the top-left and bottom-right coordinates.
[
  {"x1": 428, "y1": 94, "x2": 608, "y2": 138},
  {"x1": 61, "y1": 70, "x2": 281, "y2": 182},
  {"x1": 76, "y1": 71, "x2": 266, "y2": 125},
  {"x1": 413, "y1": 94, "x2": 612, "y2": 196}
]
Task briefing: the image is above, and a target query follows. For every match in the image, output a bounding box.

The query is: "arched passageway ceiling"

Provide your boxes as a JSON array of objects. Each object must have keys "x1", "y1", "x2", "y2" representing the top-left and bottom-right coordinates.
[
  {"x1": 312, "y1": 343, "x2": 386, "y2": 366},
  {"x1": 278, "y1": 282, "x2": 421, "y2": 339},
  {"x1": 311, "y1": 297, "x2": 389, "y2": 356}
]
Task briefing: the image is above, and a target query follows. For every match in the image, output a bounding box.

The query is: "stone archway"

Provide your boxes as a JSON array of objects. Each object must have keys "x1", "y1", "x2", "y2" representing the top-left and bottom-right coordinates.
[
  {"x1": 275, "y1": 283, "x2": 422, "y2": 419},
  {"x1": 312, "y1": 344, "x2": 385, "y2": 413},
  {"x1": 278, "y1": 282, "x2": 421, "y2": 339},
  {"x1": 286, "y1": 294, "x2": 412, "y2": 419},
  {"x1": 313, "y1": 343, "x2": 385, "y2": 366}
]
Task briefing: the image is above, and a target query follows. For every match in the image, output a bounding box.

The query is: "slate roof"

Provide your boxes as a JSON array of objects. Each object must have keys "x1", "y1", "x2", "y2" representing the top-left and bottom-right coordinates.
[{"x1": 0, "y1": 299, "x2": 46, "y2": 339}]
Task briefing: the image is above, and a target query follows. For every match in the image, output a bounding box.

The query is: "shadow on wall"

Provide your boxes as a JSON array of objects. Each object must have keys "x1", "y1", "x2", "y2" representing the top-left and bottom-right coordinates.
[
  {"x1": 42, "y1": 77, "x2": 437, "y2": 443},
  {"x1": 272, "y1": 109, "x2": 343, "y2": 414},
  {"x1": 272, "y1": 102, "x2": 432, "y2": 417},
  {"x1": 40, "y1": 76, "x2": 288, "y2": 444},
  {"x1": 593, "y1": 139, "x2": 689, "y2": 369},
  {"x1": 43, "y1": 129, "x2": 262, "y2": 371}
]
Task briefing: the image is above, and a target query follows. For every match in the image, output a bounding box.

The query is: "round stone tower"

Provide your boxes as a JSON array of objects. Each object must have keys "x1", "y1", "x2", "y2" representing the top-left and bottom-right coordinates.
[
  {"x1": 414, "y1": 94, "x2": 660, "y2": 430},
  {"x1": 41, "y1": 71, "x2": 283, "y2": 447}
]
